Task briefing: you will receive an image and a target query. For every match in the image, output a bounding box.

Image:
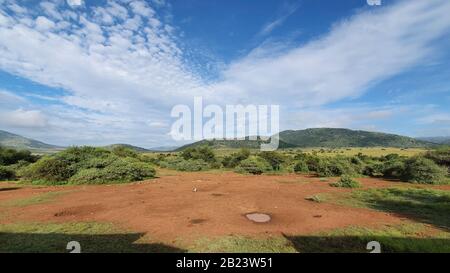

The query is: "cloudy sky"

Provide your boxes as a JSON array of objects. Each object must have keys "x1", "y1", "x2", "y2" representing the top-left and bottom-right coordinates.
[{"x1": 0, "y1": 0, "x2": 450, "y2": 148}]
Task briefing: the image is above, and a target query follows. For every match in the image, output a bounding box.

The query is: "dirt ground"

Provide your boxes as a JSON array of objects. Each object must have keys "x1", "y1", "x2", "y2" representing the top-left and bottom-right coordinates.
[{"x1": 1, "y1": 172, "x2": 448, "y2": 243}]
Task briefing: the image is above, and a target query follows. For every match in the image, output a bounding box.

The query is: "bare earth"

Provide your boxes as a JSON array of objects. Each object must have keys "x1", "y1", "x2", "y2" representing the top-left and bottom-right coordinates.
[{"x1": 1, "y1": 172, "x2": 448, "y2": 244}]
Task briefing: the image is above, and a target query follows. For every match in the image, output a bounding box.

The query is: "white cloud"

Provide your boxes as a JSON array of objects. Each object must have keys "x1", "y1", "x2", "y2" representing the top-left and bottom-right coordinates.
[
  {"x1": 35, "y1": 16, "x2": 56, "y2": 31},
  {"x1": 67, "y1": 0, "x2": 83, "y2": 7},
  {"x1": 0, "y1": 0, "x2": 450, "y2": 144},
  {"x1": 258, "y1": 2, "x2": 300, "y2": 36},
  {"x1": 217, "y1": 0, "x2": 450, "y2": 107},
  {"x1": 0, "y1": 109, "x2": 48, "y2": 128}
]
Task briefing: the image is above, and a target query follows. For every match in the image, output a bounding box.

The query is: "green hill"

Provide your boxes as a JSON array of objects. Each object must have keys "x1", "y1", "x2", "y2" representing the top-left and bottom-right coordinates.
[
  {"x1": 103, "y1": 144, "x2": 151, "y2": 152},
  {"x1": 278, "y1": 128, "x2": 431, "y2": 148},
  {"x1": 177, "y1": 128, "x2": 433, "y2": 150},
  {"x1": 0, "y1": 130, "x2": 62, "y2": 151},
  {"x1": 416, "y1": 137, "x2": 450, "y2": 145}
]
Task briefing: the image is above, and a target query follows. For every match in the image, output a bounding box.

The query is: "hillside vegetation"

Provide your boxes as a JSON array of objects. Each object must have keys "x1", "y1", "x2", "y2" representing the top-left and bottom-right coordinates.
[
  {"x1": 178, "y1": 128, "x2": 432, "y2": 150},
  {"x1": 0, "y1": 130, "x2": 61, "y2": 151}
]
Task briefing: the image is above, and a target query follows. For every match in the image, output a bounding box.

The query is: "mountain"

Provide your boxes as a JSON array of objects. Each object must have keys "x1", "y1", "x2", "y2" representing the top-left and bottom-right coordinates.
[
  {"x1": 176, "y1": 137, "x2": 294, "y2": 151},
  {"x1": 277, "y1": 128, "x2": 432, "y2": 148},
  {"x1": 148, "y1": 146, "x2": 179, "y2": 152},
  {"x1": 416, "y1": 136, "x2": 450, "y2": 145},
  {"x1": 177, "y1": 128, "x2": 433, "y2": 150},
  {"x1": 0, "y1": 130, "x2": 62, "y2": 151},
  {"x1": 103, "y1": 144, "x2": 150, "y2": 152}
]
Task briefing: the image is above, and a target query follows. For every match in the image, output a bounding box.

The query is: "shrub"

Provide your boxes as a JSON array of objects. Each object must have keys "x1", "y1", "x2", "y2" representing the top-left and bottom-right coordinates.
[
  {"x1": 111, "y1": 146, "x2": 138, "y2": 158},
  {"x1": 293, "y1": 160, "x2": 309, "y2": 173},
  {"x1": 316, "y1": 157, "x2": 360, "y2": 177},
  {"x1": 69, "y1": 158, "x2": 155, "y2": 184},
  {"x1": 382, "y1": 159, "x2": 405, "y2": 178},
  {"x1": 158, "y1": 157, "x2": 210, "y2": 171},
  {"x1": 259, "y1": 151, "x2": 285, "y2": 170},
  {"x1": 363, "y1": 161, "x2": 384, "y2": 177},
  {"x1": 0, "y1": 166, "x2": 15, "y2": 180},
  {"x1": 21, "y1": 156, "x2": 74, "y2": 183},
  {"x1": 181, "y1": 146, "x2": 216, "y2": 163},
  {"x1": 402, "y1": 157, "x2": 447, "y2": 184},
  {"x1": 330, "y1": 176, "x2": 361, "y2": 188},
  {"x1": 425, "y1": 147, "x2": 450, "y2": 171},
  {"x1": 222, "y1": 148, "x2": 250, "y2": 168},
  {"x1": 235, "y1": 156, "x2": 272, "y2": 175},
  {"x1": 0, "y1": 146, "x2": 37, "y2": 165}
]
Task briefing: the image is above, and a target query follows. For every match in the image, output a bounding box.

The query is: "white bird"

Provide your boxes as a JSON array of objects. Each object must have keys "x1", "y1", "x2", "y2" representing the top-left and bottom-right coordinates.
[{"x1": 192, "y1": 187, "x2": 197, "y2": 192}]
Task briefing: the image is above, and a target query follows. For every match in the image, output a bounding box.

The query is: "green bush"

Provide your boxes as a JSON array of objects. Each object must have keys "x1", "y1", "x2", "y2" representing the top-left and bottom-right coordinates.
[
  {"x1": 69, "y1": 158, "x2": 155, "y2": 184},
  {"x1": 0, "y1": 146, "x2": 37, "y2": 165},
  {"x1": 425, "y1": 147, "x2": 450, "y2": 171},
  {"x1": 18, "y1": 146, "x2": 156, "y2": 185},
  {"x1": 259, "y1": 151, "x2": 285, "y2": 170},
  {"x1": 235, "y1": 156, "x2": 272, "y2": 175},
  {"x1": 222, "y1": 148, "x2": 250, "y2": 168},
  {"x1": 111, "y1": 146, "x2": 138, "y2": 158},
  {"x1": 316, "y1": 157, "x2": 360, "y2": 177},
  {"x1": 330, "y1": 176, "x2": 361, "y2": 188},
  {"x1": 181, "y1": 146, "x2": 216, "y2": 163},
  {"x1": 293, "y1": 160, "x2": 309, "y2": 173},
  {"x1": 402, "y1": 157, "x2": 447, "y2": 184},
  {"x1": 158, "y1": 157, "x2": 211, "y2": 171},
  {"x1": 0, "y1": 166, "x2": 15, "y2": 180},
  {"x1": 382, "y1": 159, "x2": 405, "y2": 178},
  {"x1": 21, "y1": 156, "x2": 74, "y2": 183}
]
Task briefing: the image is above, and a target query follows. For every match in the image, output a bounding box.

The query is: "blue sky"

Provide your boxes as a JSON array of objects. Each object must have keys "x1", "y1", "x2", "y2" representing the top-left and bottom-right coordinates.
[{"x1": 0, "y1": 0, "x2": 449, "y2": 148}]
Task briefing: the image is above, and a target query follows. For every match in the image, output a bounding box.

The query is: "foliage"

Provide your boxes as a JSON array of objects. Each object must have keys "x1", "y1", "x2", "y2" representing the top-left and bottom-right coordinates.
[
  {"x1": 158, "y1": 157, "x2": 211, "y2": 171},
  {"x1": 293, "y1": 160, "x2": 309, "y2": 173},
  {"x1": 402, "y1": 157, "x2": 447, "y2": 184},
  {"x1": 0, "y1": 146, "x2": 37, "y2": 166},
  {"x1": 0, "y1": 166, "x2": 15, "y2": 180},
  {"x1": 259, "y1": 151, "x2": 285, "y2": 170},
  {"x1": 111, "y1": 146, "x2": 138, "y2": 158},
  {"x1": 69, "y1": 158, "x2": 155, "y2": 184},
  {"x1": 18, "y1": 146, "x2": 156, "y2": 185},
  {"x1": 235, "y1": 156, "x2": 272, "y2": 175},
  {"x1": 20, "y1": 156, "x2": 74, "y2": 183},
  {"x1": 180, "y1": 146, "x2": 216, "y2": 163},
  {"x1": 222, "y1": 148, "x2": 251, "y2": 168},
  {"x1": 330, "y1": 176, "x2": 361, "y2": 188}
]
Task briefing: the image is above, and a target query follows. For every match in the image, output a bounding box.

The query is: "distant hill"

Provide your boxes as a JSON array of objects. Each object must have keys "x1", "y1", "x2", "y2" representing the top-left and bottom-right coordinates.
[
  {"x1": 0, "y1": 130, "x2": 62, "y2": 151},
  {"x1": 416, "y1": 136, "x2": 450, "y2": 145},
  {"x1": 148, "y1": 146, "x2": 179, "y2": 152},
  {"x1": 177, "y1": 128, "x2": 433, "y2": 150},
  {"x1": 277, "y1": 128, "x2": 431, "y2": 148},
  {"x1": 103, "y1": 144, "x2": 150, "y2": 152},
  {"x1": 176, "y1": 137, "x2": 294, "y2": 151}
]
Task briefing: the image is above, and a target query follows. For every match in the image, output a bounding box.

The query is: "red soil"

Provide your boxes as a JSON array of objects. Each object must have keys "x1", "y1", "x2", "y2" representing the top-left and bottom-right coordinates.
[{"x1": 1, "y1": 172, "x2": 445, "y2": 242}]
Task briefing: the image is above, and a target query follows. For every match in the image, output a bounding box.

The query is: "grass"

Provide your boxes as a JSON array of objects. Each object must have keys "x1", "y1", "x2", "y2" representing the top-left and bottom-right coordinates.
[
  {"x1": 286, "y1": 224, "x2": 450, "y2": 253},
  {"x1": 0, "y1": 222, "x2": 185, "y2": 253},
  {"x1": 333, "y1": 187, "x2": 450, "y2": 230},
  {"x1": 190, "y1": 235, "x2": 297, "y2": 253},
  {"x1": 0, "y1": 190, "x2": 72, "y2": 207}
]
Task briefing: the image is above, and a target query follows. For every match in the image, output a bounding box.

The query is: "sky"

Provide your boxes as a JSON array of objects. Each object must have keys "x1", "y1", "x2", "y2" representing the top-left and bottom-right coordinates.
[{"x1": 0, "y1": 0, "x2": 449, "y2": 148}]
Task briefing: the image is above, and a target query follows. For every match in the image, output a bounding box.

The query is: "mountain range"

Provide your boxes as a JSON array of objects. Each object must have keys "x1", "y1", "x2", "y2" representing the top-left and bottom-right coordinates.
[{"x1": 0, "y1": 128, "x2": 442, "y2": 152}]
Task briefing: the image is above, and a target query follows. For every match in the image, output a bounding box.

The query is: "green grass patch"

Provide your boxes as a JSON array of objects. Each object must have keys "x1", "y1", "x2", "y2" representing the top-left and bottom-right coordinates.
[
  {"x1": 0, "y1": 191, "x2": 71, "y2": 207},
  {"x1": 334, "y1": 187, "x2": 450, "y2": 230},
  {"x1": 287, "y1": 224, "x2": 450, "y2": 253},
  {"x1": 190, "y1": 235, "x2": 297, "y2": 253},
  {"x1": 0, "y1": 222, "x2": 185, "y2": 253}
]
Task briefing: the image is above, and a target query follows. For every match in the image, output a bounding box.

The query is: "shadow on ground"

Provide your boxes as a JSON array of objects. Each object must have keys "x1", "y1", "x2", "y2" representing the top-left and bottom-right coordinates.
[
  {"x1": 0, "y1": 232, "x2": 186, "y2": 253},
  {"x1": 349, "y1": 188, "x2": 450, "y2": 231},
  {"x1": 284, "y1": 234, "x2": 450, "y2": 253},
  {"x1": 0, "y1": 187, "x2": 21, "y2": 192}
]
